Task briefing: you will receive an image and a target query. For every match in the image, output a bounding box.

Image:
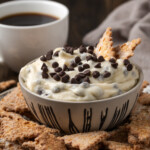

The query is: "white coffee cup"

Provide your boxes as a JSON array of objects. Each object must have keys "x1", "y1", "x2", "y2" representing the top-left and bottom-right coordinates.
[{"x1": 0, "y1": 0, "x2": 69, "y2": 72}]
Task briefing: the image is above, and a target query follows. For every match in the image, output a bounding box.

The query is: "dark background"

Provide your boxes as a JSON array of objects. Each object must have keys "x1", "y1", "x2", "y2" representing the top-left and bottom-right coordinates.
[{"x1": 0, "y1": 0, "x2": 128, "y2": 46}]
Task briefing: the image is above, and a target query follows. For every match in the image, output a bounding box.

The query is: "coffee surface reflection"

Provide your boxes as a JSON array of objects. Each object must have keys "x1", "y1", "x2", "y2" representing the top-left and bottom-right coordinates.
[{"x1": 0, "y1": 13, "x2": 58, "y2": 26}]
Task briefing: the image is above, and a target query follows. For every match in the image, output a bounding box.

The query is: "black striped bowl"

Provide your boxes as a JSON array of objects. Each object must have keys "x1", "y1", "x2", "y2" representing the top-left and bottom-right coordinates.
[{"x1": 19, "y1": 65, "x2": 143, "y2": 134}]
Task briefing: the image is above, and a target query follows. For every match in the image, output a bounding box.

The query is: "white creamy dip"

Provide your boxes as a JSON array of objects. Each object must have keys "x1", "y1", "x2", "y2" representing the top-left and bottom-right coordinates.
[{"x1": 20, "y1": 46, "x2": 139, "y2": 101}]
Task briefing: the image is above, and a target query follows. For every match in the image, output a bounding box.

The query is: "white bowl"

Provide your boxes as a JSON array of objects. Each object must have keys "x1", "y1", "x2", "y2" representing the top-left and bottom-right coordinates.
[
  {"x1": 0, "y1": 0, "x2": 69, "y2": 72},
  {"x1": 19, "y1": 64, "x2": 143, "y2": 134}
]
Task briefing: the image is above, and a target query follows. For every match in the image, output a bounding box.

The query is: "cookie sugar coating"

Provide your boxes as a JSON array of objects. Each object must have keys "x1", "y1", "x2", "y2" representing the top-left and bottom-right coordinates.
[{"x1": 20, "y1": 47, "x2": 139, "y2": 101}]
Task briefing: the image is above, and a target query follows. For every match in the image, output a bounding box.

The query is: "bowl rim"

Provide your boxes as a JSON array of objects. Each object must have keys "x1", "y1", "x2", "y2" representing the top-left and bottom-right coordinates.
[
  {"x1": 0, "y1": 0, "x2": 69, "y2": 29},
  {"x1": 19, "y1": 62, "x2": 144, "y2": 104}
]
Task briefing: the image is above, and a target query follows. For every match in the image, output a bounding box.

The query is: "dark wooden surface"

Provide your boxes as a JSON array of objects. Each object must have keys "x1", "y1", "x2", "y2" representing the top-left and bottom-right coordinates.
[{"x1": 1, "y1": 0, "x2": 128, "y2": 46}]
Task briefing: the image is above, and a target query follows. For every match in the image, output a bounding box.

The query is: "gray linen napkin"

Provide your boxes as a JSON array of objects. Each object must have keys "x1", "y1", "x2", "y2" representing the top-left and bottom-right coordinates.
[{"x1": 83, "y1": 0, "x2": 150, "y2": 82}]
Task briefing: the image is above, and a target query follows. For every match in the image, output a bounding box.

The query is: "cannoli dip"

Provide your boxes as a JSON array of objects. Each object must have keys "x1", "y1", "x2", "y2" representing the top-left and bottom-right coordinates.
[{"x1": 20, "y1": 46, "x2": 139, "y2": 101}]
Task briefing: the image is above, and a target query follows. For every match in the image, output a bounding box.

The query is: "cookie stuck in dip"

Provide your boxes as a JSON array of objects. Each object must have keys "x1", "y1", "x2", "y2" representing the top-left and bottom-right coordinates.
[{"x1": 20, "y1": 27, "x2": 141, "y2": 101}]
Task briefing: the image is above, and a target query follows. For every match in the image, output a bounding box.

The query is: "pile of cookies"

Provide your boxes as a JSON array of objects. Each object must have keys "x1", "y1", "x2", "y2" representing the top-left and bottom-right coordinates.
[{"x1": 0, "y1": 80, "x2": 150, "y2": 150}]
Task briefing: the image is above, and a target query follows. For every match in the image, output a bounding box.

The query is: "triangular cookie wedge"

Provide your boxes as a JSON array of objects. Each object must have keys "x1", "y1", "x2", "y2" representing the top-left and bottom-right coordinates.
[
  {"x1": 115, "y1": 38, "x2": 141, "y2": 59},
  {"x1": 94, "y1": 27, "x2": 115, "y2": 60}
]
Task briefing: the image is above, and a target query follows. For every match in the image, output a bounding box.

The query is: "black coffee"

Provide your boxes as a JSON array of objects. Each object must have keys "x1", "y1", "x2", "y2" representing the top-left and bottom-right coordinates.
[{"x1": 0, "y1": 13, "x2": 58, "y2": 26}]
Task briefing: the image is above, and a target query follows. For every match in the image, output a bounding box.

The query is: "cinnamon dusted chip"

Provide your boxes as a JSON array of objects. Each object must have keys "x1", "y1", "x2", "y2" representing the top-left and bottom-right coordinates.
[
  {"x1": 0, "y1": 110, "x2": 60, "y2": 144},
  {"x1": 138, "y1": 81, "x2": 150, "y2": 105},
  {"x1": 130, "y1": 102, "x2": 145, "y2": 117},
  {"x1": 102, "y1": 141, "x2": 135, "y2": 150},
  {"x1": 101, "y1": 117, "x2": 150, "y2": 150},
  {"x1": 94, "y1": 27, "x2": 115, "y2": 60},
  {"x1": 138, "y1": 93, "x2": 150, "y2": 105},
  {"x1": 101, "y1": 124, "x2": 146, "y2": 150},
  {"x1": 60, "y1": 131, "x2": 110, "y2": 150},
  {"x1": 23, "y1": 131, "x2": 66, "y2": 150},
  {"x1": 0, "y1": 84, "x2": 33, "y2": 119},
  {"x1": 0, "y1": 80, "x2": 16, "y2": 92},
  {"x1": 0, "y1": 139, "x2": 23, "y2": 150},
  {"x1": 115, "y1": 38, "x2": 141, "y2": 59},
  {"x1": 100, "y1": 125, "x2": 137, "y2": 150},
  {"x1": 127, "y1": 104, "x2": 150, "y2": 147},
  {"x1": 109, "y1": 125, "x2": 129, "y2": 143}
]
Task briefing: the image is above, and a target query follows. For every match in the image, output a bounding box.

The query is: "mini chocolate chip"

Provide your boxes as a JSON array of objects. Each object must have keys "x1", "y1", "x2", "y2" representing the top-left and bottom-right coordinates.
[
  {"x1": 127, "y1": 64, "x2": 133, "y2": 71},
  {"x1": 75, "y1": 56, "x2": 81, "y2": 64},
  {"x1": 46, "y1": 50, "x2": 53, "y2": 60},
  {"x1": 42, "y1": 66, "x2": 48, "y2": 72},
  {"x1": 88, "y1": 46, "x2": 94, "y2": 51},
  {"x1": 92, "y1": 71, "x2": 100, "y2": 78},
  {"x1": 124, "y1": 59, "x2": 130, "y2": 66},
  {"x1": 71, "y1": 78, "x2": 77, "y2": 84},
  {"x1": 66, "y1": 46, "x2": 71, "y2": 50},
  {"x1": 63, "y1": 64, "x2": 69, "y2": 71},
  {"x1": 46, "y1": 54, "x2": 52, "y2": 60},
  {"x1": 83, "y1": 64, "x2": 90, "y2": 69},
  {"x1": 55, "y1": 67, "x2": 62, "y2": 72},
  {"x1": 41, "y1": 63, "x2": 47, "y2": 70},
  {"x1": 70, "y1": 61, "x2": 77, "y2": 67},
  {"x1": 41, "y1": 64, "x2": 48, "y2": 72},
  {"x1": 59, "y1": 71, "x2": 65, "y2": 77},
  {"x1": 79, "y1": 46, "x2": 87, "y2": 53},
  {"x1": 78, "y1": 66, "x2": 84, "y2": 72},
  {"x1": 92, "y1": 53, "x2": 97, "y2": 57},
  {"x1": 52, "y1": 87, "x2": 60, "y2": 93},
  {"x1": 94, "y1": 63, "x2": 101, "y2": 68},
  {"x1": 50, "y1": 72, "x2": 56, "y2": 77},
  {"x1": 79, "y1": 62, "x2": 83, "y2": 65},
  {"x1": 42, "y1": 72, "x2": 49, "y2": 79},
  {"x1": 62, "y1": 74, "x2": 70, "y2": 83},
  {"x1": 52, "y1": 62, "x2": 59, "y2": 68},
  {"x1": 113, "y1": 84, "x2": 118, "y2": 89},
  {"x1": 92, "y1": 56, "x2": 97, "y2": 62},
  {"x1": 87, "y1": 49, "x2": 93, "y2": 54},
  {"x1": 37, "y1": 89, "x2": 43, "y2": 95},
  {"x1": 78, "y1": 73, "x2": 85, "y2": 78},
  {"x1": 75, "y1": 74, "x2": 81, "y2": 81},
  {"x1": 69, "y1": 48, "x2": 74, "y2": 55},
  {"x1": 53, "y1": 51, "x2": 59, "y2": 56},
  {"x1": 81, "y1": 82, "x2": 90, "y2": 88},
  {"x1": 86, "y1": 55, "x2": 93, "y2": 61},
  {"x1": 53, "y1": 74, "x2": 60, "y2": 81},
  {"x1": 68, "y1": 66, "x2": 74, "y2": 71},
  {"x1": 83, "y1": 77, "x2": 90, "y2": 83},
  {"x1": 64, "y1": 47, "x2": 72, "y2": 53},
  {"x1": 98, "y1": 56, "x2": 105, "y2": 62},
  {"x1": 103, "y1": 71, "x2": 111, "y2": 78},
  {"x1": 84, "y1": 70, "x2": 91, "y2": 76},
  {"x1": 40, "y1": 55, "x2": 47, "y2": 61},
  {"x1": 111, "y1": 63, "x2": 118, "y2": 69},
  {"x1": 109, "y1": 58, "x2": 116, "y2": 63}
]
